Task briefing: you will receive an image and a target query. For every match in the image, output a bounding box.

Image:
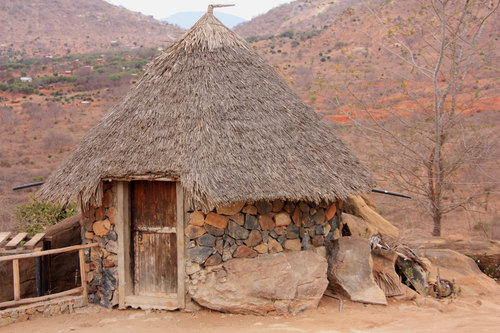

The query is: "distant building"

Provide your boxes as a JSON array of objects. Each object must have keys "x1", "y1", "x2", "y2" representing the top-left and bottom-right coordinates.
[{"x1": 20, "y1": 77, "x2": 32, "y2": 82}]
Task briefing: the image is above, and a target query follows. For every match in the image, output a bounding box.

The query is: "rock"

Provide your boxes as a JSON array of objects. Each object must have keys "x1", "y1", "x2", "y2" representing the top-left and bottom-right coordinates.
[
  {"x1": 198, "y1": 233, "x2": 217, "y2": 247},
  {"x1": 259, "y1": 214, "x2": 275, "y2": 231},
  {"x1": 272, "y1": 199, "x2": 284, "y2": 212},
  {"x1": 190, "y1": 211, "x2": 205, "y2": 226},
  {"x1": 245, "y1": 230, "x2": 262, "y2": 247},
  {"x1": 107, "y1": 207, "x2": 117, "y2": 224},
  {"x1": 286, "y1": 224, "x2": 300, "y2": 239},
  {"x1": 326, "y1": 203, "x2": 337, "y2": 221},
  {"x1": 228, "y1": 221, "x2": 249, "y2": 240},
  {"x1": 216, "y1": 202, "x2": 245, "y2": 216},
  {"x1": 93, "y1": 219, "x2": 111, "y2": 237},
  {"x1": 278, "y1": 234, "x2": 287, "y2": 248},
  {"x1": 254, "y1": 243, "x2": 268, "y2": 254},
  {"x1": 105, "y1": 240, "x2": 118, "y2": 254},
  {"x1": 233, "y1": 245, "x2": 258, "y2": 258},
  {"x1": 223, "y1": 234, "x2": 235, "y2": 245},
  {"x1": 242, "y1": 205, "x2": 258, "y2": 215},
  {"x1": 406, "y1": 237, "x2": 500, "y2": 279},
  {"x1": 343, "y1": 196, "x2": 399, "y2": 238},
  {"x1": 302, "y1": 214, "x2": 315, "y2": 228},
  {"x1": 229, "y1": 213, "x2": 244, "y2": 226},
  {"x1": 312, "y1": 209, "x2": 326, "y2": 224},
  {"x1": 85, "y1": 231, "x2": 94, "y2": 239},
  {"x1": 315, "y1": 225, "x2": 325, "y2": 236},
  {"x1": 292, "y1": 208, "x2": 301, "y2": 226},
  {"x1": 215, "y1": 238, "x2": 223, "y2": 254},
  {"x1": 205, "y1": 253, "x2": 222, "y2": 266},
  {"x1": 284, "y1": 239, "x2": 301, "y2": 251},
  {"x1": 185, "y1": 225, "x2": 206, "y2": 239},
  {"x1": 371, "y1": 248, "x2": 402, "y2": 297},
  {"x1": 268, "y1": 237, "x2": 283, "y2": 253},
  {"x1": 283, "y1": 202, "x2": 295, "y2": 214},
  {"x1": 302, "y1": 233, "x2": 312, "y2": 250},
  {"x1": 360, "y1": 193, "x2": 377, "y2": 211},
  {"x1": 418, "y1": 249, "x2": 500, "y2": 296},
  {"x1": 274, "y1": 212, "x2": 291, "y2": 227},
  {"x1": 312, "y1": 235, "x2": 324, "y2": 247},
  {"x1": 187, "y1": 251, "x2": 328, "y2": 315},
  {"x1": 274, "y1": 226, "x2": 286, "y2": 235},
  {"x1": 256, "y1": 201, "x2": 272, "y2": 214},
  {"x1": 299, "y1": 202, "x2": 309, "y2": 213},
  {"x1": 261, "y1": 231, "x2": 269, "y2": 243},
  {"x1": 186, "y1": 262, "x2": 202, "y2": 275},
  {"x1": 189, "y1": 247, "x2": 213, "y2": 264},
  {"x1": 203, "y1": 223, "x2": 224, "y2": 237},
  {"x1": 343, "y1": 213, "x2": 378, "y2": 238},
  {"x1": 95, "y1": 207, "x2": 105, "y2": 221},
  {"x1": 313, "y1": 246, "x2": 327, "y2": 258},
  {"x1": 205, "y1": 213, "x2": 229, "y2": 229},
  {"x1": 107, "y1": 230, "x2": 118, "y2": 241},
  {"x1": 327, "y1": 237, "x2": 387, "y2": 305},
  {"x1": 222, "y1": 247, "x2": 232, "y2": 262},
  {"x1": 244, "y1": 214, "x2": 260, "y2": 230}
]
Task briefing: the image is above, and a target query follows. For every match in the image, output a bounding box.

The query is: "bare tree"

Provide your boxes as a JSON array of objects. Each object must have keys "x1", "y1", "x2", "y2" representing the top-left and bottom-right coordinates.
[{"x1": 331, "y1": 0, "x2": 499, "y2": 236}]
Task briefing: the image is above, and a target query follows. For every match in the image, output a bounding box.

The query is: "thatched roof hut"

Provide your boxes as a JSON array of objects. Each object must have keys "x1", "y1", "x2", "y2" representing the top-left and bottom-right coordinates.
[{"x1": 39, "y1": 11, "x2": 374, "y2": 211}]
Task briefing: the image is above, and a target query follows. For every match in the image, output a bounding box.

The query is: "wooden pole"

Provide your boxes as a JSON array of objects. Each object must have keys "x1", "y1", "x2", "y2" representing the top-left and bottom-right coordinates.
[
  {"x1": 12, "y1": 259, "x2": 20, "y2": 301},
  {"x1": 78, "y1": 249, "x2": 88, "y2": 304}
]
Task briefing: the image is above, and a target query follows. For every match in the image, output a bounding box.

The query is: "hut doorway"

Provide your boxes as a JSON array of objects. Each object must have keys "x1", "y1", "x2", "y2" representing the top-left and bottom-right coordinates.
[
  {"x1": 131, "y1": 181, "x2": 177, "y2": 297},
  {"x1": 115, "y1": 179, "x2": 185, "y2": 310}
]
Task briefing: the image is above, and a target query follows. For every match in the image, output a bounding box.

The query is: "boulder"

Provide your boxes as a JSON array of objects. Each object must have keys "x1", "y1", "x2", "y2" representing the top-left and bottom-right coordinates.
[
  {"x1": 406, "y1": 237, "x2": 500, "y2": 279},
  {"x1": 187, "y1": 251, "x2": 328, "y2": 315},
  {"x1": 418, "y1": 249, "x2": 500, "y2": 296},
  {"x1": 327, "y1": 237, "x2": 387, "y2": 305},
  {"x1": 343, "y1": 213, "x2": 379, "y2": 238},
  {"x1": 343, "y1": 196, "x2": 399, "y2": 238}
]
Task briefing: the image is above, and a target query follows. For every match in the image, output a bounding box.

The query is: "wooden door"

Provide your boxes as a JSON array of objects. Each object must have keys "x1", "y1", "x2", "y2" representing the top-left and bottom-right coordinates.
[{"x1": 131, "y1": 181, "x2": 177, "y2": 297}]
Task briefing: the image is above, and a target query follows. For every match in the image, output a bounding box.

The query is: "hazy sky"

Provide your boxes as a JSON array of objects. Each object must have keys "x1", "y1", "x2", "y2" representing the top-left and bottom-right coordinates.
[{"x1": 105, "y1": 1, "x2": 292, "y2": 20}]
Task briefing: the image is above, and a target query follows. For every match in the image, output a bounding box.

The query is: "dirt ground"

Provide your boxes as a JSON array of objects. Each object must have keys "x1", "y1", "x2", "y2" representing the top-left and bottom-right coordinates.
[{"x1": 2, "y1": 291, "x2": 500, "y2": 333}]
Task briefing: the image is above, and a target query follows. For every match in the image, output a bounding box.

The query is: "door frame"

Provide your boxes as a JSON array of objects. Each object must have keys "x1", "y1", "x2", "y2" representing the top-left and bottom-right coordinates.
[{"x1": 113, "y1": 178, "x2": 185, "y2": 310}]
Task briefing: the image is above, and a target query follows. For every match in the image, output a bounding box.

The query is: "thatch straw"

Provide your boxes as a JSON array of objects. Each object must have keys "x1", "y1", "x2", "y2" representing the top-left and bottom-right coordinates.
[{"x1": 39, "y1": 12, "x2": 375, "y2": 211}]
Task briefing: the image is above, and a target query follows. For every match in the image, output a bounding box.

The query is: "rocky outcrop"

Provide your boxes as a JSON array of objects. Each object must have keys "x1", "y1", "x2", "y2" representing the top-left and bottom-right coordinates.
[
  {"x1": 418, "y1": 249, "x2": 500, "y2": 297},
  {"x1": 327, "y1": 237, "x2": 387, "y2": 305},
  {"x1": 406, "y1": 237, "x2": 500, "y2": 279},
  {"x1": 343, "y1": 196, "x2": 399, "y2": 239},
  {"x1": 187, "y1": 251, "x2": 328, "y2": 315}
]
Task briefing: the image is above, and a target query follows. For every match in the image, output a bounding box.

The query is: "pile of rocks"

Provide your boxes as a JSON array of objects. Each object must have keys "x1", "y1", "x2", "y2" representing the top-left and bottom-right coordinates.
[
  {"x1": 185, "y1": 199, "x2": 342, "y2": 269},
  {"x1": 81, "y1": 181, "x2": 118, "y2": 308}
]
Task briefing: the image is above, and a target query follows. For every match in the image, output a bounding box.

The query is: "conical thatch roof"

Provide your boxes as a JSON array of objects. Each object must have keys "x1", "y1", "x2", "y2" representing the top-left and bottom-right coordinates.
[{"x1": 39, "y1": 12, "x2": 374, "y2": 211}]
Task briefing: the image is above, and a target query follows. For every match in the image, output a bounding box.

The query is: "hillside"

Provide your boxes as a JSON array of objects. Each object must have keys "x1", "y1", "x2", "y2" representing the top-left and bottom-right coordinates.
[
  {"x1": 235, "y1": 0, "x2": 499, "y2": 118},
  {"x1": 0, "y1": 0, "x2": 184, "y2": 57}
]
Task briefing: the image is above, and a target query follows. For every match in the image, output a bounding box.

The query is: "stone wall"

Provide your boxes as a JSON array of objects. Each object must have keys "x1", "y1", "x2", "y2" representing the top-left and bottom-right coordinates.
[
  {"x1": 185, "y1": 199, "x2": 342, "y2": 274},
  {"x1": 81, "y1": 181, "x2": 118, "y2": 308},
  {"x1": 0, "y1": 295, "x2": 86, "y2": 327}
]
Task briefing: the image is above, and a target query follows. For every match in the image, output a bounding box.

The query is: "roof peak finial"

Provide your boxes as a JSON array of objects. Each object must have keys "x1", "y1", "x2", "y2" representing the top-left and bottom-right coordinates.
[{"x1": 208, "y1": 4, "x2": 235, "y2": 14}]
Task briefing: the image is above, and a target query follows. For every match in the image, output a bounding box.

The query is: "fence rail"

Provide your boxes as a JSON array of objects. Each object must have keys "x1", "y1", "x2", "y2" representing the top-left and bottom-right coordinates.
[{"x1": 0, "y1": 243, "x2": 98, "y2": 309}]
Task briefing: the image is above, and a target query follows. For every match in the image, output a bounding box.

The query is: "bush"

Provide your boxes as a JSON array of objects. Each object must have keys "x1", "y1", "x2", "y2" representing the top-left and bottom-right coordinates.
[{"x1": 14, "y1": 197, "x2": 77, "y2": 236}]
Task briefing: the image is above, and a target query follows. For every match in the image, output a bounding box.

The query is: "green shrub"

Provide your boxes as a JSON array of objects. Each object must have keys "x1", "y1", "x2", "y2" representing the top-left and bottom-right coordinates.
[{"x1": 14, "y1": 197, "x2": 77, "y2": 236}]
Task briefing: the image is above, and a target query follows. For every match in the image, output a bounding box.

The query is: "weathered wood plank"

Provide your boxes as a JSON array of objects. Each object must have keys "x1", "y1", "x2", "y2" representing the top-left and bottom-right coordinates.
[
  {"x1": 22, "y1": 233, "x2": 46, "y2": 249},
  {"x1": 0, "y1": 232, "x2": 11, "y2": 246},
  {"x1": 13, "y1": 259, "x2": 20, "y2": 300},
  {"x1": 78, "y1": 249, "x2": 87, "y2": 305},
  {"x1": 5, "y1": 233, "x2": 28, "y2": 250},
  {"x1": 0, "y1": 287, "x2": 83, "y2": 309},
  {"x1": 0, "y1": 243, "x2": 98, "y2": 262},
  {"x1": 116, "y1": 181, "x2": 131, "y2": 309}
]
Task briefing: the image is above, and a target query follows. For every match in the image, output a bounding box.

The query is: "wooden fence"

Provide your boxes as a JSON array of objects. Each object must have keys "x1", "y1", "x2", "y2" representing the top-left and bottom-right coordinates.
[{"x1": 0, "y1": 243, "x2": 98, "y2": 309}]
